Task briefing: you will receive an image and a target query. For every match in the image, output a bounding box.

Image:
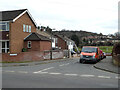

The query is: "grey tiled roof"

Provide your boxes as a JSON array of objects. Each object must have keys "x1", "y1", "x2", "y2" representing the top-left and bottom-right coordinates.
[
  {"x1": 55, "y1": 34, "x2": 74, "y2": 43},
  {"x1": 0, "y1": 9, "x2": 27, "y2": 21},
  {"x1": 24, "y1": 32, "x2": 51, "y2": 41}
]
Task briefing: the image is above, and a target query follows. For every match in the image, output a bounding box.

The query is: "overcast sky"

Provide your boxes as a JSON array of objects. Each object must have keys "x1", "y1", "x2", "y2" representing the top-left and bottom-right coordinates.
[{"x1": 0, "y1": 0, "x2": 119, "y2": 35}]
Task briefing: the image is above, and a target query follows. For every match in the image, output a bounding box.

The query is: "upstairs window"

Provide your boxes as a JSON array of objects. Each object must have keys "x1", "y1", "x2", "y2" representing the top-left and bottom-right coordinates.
[
  {"x1": 29, "y1": 26, "x2": 31, "y2": 32},
  {"x1": 26, "y1": 25, "x2": 28, "y2": 32},
  {"x1": 23, "y1": 24, "x2": 26, "y2": 32},
  {"x1": 23, "y1": 24, "x2": 31, "y2": 33},
  {"x1": 0, "y1": 22, "x2": 9, "y2": 31}
]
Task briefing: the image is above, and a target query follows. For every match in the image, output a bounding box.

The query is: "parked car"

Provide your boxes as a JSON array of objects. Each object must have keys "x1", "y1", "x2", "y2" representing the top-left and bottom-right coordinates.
[
  {"x1": 79, "y1": 46, "x2": 101, "y2": 63},
  {"x1": 103, "y1": 52, "x2": 106, "y2": 58},
  {"x1": 100, "y1": 50, "x2": 104, "y2": 60},
  {"x1": 71, "y1": 50, "x2": 76, "y2": 57}
]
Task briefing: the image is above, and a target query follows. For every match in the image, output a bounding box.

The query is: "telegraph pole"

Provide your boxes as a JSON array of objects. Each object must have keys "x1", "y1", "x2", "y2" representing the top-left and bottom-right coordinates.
[{"x1": 50, "y1": 29, "x2": 52, "y2": 60}]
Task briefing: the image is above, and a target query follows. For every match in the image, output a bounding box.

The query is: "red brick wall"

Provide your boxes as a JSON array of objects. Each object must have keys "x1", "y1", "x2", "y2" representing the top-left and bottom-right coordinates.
[
  {"x1": 0, "y1": 31, "x2": 9, "y2": 40},
  {"x1": 24, "y1": 40, "x2": 51, "y2": 52},
  {"x1": 1, "y1": 50, "x2": 64, "y2": 62},
  {"x1": 10, "y1": 12, "x2": 36, "y2": 54},
  {"x1": 24, "y1": 41, "x2": 40, "y2": 51},
  {"x1": 2, "y1": 51, "x2": 45, "y2": 62},
  {"x1": 40, "y1": 41, "x2": 51, "y2": 51}
]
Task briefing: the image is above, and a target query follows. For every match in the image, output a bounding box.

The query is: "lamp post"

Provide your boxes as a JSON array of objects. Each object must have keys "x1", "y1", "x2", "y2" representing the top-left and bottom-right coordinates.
[
  {"x1": 50, "y1": 29, "x2": 52, "y2": 60},
  {"x1": 50, "y1": 28, "x2": 55, "y2": 60}
]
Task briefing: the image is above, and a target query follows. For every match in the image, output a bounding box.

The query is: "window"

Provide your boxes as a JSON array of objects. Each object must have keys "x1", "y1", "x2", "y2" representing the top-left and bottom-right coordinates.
[
  {"x1": 55, "y1": 38, "x2": 58, "y2": 43},
  {"x1": 0, "y1": 22, "x2": 9, "y2": 31},
  {"x1": 27, "y1": 41, "x2": 31, "y2": 48},
  {"x1": 26, "y1": 25, "x2": 28, "y2": 32},
  {"x1": 29, "y1": 26, "x2": 31, "y2": 32},
  {"x1": 23, "y1": 24, "x2": 31, "y2": 33},
  {"x1": 23, "y1": 24, "x2": 26, "y2": 32},
  {"x1": 1, "y1": 41, "x2": 9, "y2": 53}
]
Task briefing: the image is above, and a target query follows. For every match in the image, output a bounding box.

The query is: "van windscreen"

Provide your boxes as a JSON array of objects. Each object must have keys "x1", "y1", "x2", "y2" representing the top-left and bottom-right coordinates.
[{"x1": 82, "y1": 47, "x2": 97, "y2": 53}]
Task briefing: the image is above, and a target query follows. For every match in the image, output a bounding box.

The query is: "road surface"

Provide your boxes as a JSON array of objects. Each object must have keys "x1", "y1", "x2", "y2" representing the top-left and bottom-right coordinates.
[{"x1": 2, "y1": 57, "x2": 119, "y2": 88}]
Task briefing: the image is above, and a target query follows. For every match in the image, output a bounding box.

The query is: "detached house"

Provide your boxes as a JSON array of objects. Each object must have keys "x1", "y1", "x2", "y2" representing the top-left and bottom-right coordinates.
[
  {"x1": 54, "y1": 34, "x2": 75, "y2": 51},
  {"x1": 0, "y1": 9, "x2": 51, "y2": 54}
]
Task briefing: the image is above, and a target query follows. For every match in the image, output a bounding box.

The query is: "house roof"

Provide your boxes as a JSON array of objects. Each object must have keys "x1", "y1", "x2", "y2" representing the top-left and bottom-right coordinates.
[
  {"x1": 37, "y1": 30, "x2": 57, "y2": 39},
  {"x1": 0, "y1": 9, "x2": 37, "y2": 27},
  {"x1": 24, "y1": 32, "x2": 51, "y2": 41},
  {"x1": 55, "y1": 34, "x2": 74, "y2": 43}
]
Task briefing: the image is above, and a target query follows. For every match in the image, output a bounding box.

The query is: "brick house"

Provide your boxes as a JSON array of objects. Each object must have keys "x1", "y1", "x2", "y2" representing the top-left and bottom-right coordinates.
[
  {"x1": 24, "y1": 32, "x2": 51, "y2": 52},
  {"x1": 54, "y1": 34, "x2": 75, "y2": 51},
  {"x1": 0, "y1": 9, "x2": 51, "y2": 54}
]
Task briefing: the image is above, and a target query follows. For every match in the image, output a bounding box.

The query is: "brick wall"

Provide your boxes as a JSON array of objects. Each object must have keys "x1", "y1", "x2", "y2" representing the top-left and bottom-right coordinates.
[
  {"x1": 40, "y1": 41, "x2": 51, "y2": 51},
  {"x1": 10, "y1": 12, "x2": 36, "y2": 53},
  {"x1": 24, "y1": 41, "x2": 40, "y2": 51},
  {"x1": 1, "y1": 50, "x2": 65, "y2": 62},
  {"x1": 0, "y1": 31, "x2": 9, "y2": 40},
  {"x1": 24, "y1": 41, "x2": 51, "y2": 52}
]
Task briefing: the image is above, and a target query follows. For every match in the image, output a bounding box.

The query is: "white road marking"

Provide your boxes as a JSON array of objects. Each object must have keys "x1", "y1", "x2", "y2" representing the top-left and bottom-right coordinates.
[
  {"x1": 64, "y1": 74, "x2": 78, "y2": 76},
  {"x1": 49, "y1": 73, "x2": 61, "y2": 75},
  {"x1": 98, "y1": 76, "x2": 111, "y2": 79},
  {"x1": 18, "y1": 71, "x2": 28, "y2": 74},
  {"x1": 64, "y1": 63, "x2": 69, "y2": 65},
  {"x1": 5, "y1": 71, "x2": 15, "y2": 73},
  {"x1": 34, "y1": 72, "x2": 48, "y2": 74},
  {"x1": 33, "y1": 67, "x2": 54, "y2": 73},
  {"x1": 39, "y1": 67, "x2": 54, "y2": 72},
  {"x1": 115, "y1": 76, "x2": 120, "y2": 79},
  {"x1": 80, "y1": 75, "x2": 95, "y2": 77},
  {"x1": 59, "y1": 63, "x2": 69, "y2": 66},
  {"x1": 59, "y1": 64, "x2": 65, "y2": 66}
]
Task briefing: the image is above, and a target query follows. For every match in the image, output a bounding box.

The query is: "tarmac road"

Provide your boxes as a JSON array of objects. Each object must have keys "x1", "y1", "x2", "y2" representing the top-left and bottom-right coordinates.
[{"x1": 2, "y1": 57, "x2": 119, "y2": 88}]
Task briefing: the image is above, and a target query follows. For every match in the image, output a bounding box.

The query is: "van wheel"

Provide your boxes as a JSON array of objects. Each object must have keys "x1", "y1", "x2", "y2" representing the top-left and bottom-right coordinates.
[
  {"x1": 79, "y1": 59, "x2": 82, "y2": 63},
  {"x1": 80, "y1": 59, "x2": 85, "y2": 64}
]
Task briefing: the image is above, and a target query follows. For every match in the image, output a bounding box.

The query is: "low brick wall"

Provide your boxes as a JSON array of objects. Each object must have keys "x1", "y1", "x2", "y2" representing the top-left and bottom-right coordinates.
[{"x1": 0, "y1": 50, "x2": 66, "y2": 62}]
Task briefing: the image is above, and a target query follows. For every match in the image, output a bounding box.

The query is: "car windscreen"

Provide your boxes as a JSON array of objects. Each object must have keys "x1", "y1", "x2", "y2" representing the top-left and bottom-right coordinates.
[{"x1": 81, "y1": 47, "x2": 97, "y2": 53}]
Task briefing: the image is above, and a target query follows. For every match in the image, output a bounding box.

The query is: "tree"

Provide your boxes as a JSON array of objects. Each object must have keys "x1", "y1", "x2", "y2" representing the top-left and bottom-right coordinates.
[
  {"x1": 114, "y1": 32, "x2": 120, "y2": 38},
  {"x1": 99, "y1": 32, "x2": 103, "y2": 36},
  {"x1": 46, "y1": 26, "x2": 52, "y2": 33},
  {"x1": 37, "y1": 26, "x2": 40, "y2": 30},
  {"x1": 71, "y1": 34, "x2": 79, "y2": 47}
]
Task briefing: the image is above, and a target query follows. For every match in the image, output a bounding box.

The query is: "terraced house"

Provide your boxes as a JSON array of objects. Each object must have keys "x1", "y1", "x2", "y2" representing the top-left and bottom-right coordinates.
[{"x1": 0, "y1": 9, "x2": 51, "y2": 54}]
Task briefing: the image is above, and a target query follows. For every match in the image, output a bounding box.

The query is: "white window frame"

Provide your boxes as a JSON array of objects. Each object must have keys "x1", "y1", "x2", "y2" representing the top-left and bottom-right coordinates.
[
  {"x1": 26, "y1": 25, "x2": 29, "y2": 32},
  {"x1": 27, "y1": 41, "x2": 32, "y2": 48},
  {"x1": 23, "y1": 24, "x2": 32, "y2": 33},
  {"x1": 23, "y1": 24, "x2": 26, "y2": 32},
  {"x1": 29, "y1": 25, "x2": 31, "y2": 32},
  {"x1": 1, "y1": 41, "x2": 9, "y2": 53},
  {"x1": 0, "y1": 22, "x2": 9, "y2": 31}
]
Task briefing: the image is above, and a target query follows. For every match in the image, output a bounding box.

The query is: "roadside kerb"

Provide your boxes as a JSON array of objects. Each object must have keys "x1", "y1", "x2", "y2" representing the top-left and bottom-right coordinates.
[
  {"x1": 94, "y1": 65, "x2": 119, "y2": 74},
  {"x1": 1, "y1": 57, "x2": 76, "y2": 67},
  {"x1": 93, "y1": 56, "x2": 119, "y2": 74}
]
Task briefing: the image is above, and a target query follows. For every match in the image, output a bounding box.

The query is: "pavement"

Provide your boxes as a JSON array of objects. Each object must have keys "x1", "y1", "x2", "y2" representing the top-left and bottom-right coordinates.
[
  {"x1": 1, "y1": 58, "x2": 74, "y2": 67},
  {"x1": 94, "y1": 56, "x2": 120, "y2": 74}
]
